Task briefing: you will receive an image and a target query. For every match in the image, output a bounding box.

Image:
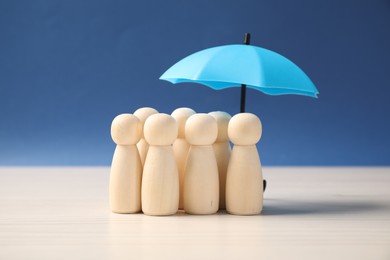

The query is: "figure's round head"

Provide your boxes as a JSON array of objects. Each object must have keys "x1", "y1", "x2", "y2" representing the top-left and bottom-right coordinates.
[
  {"x1": 185, "y1": 113, "x2": 217, "y2": 146},
  {"x1": 171, "y1": 107, "x2": 196, "y2": 138},
  {"x1": 144, "y1": 113, "x2": 178, "y2": 146},
  {"x1": 134, "y1": 107, "x2": 158, "y2": 137},
  {"x1": 111, "y1": 114, "x2": 141, "y2": 145},
  {"x1": 228, "y1": 113, "x2": 262, "y2": 145},
  {"x1": 209, "y1": 111, "x2": 232, "y2": 142}
]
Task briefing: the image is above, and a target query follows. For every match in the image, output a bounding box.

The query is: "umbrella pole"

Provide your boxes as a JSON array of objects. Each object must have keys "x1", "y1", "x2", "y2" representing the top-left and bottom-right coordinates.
[
  {"x1": 240, "y1": 84, "x2": 246, "y2": 113},
  {"x1": 240, "y1": 33, "x2": 251, "y2": 113},
  {"x1": 241, "y1": 32, "x2": 267, "y2": 192}
]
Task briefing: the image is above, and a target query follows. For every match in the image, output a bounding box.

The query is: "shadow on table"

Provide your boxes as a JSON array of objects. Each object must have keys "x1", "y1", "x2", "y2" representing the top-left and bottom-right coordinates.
[{"x1": 262, "y1": 199, "x2": 387, "y2": 216}]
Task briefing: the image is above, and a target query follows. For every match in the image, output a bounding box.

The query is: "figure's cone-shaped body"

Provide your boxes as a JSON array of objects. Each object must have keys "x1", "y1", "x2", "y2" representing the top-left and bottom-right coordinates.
[
  {"x1": 142, "y1": 113, "x2": 179, "y2": 216},
  {"x1": 184, "y1": 114, "x2": 219, "y2": 215},
  {"x1": 134, "y1": 107, "x2": 158, "y2": 166},
  {"x1": 172, "y1": 107, "x2": 196, "y2": 210},
  {"x1": 226, "y1": 113, "x2": 263, "y2": 215},
  {"x1": 209, "y1": 111, "x2": 232, "y2": 210},
  {"x1": 109, "y1": 114, "x2": 142, "y2": 213}
]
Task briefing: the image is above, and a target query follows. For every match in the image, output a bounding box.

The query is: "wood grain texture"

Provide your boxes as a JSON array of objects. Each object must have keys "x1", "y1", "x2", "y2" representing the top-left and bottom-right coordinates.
[
  {"x1": 226, "y1": 145, "x2": 263, "y2": 215},
  {"x1": 0, "y1": 167, "x2": 389, "y2": 260}
]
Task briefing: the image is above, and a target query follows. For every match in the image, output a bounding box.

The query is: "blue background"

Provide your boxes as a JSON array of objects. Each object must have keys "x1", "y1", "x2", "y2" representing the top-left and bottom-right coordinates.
[{"x1": 0, "y1": 0, "x2": 389, "y2": 166}]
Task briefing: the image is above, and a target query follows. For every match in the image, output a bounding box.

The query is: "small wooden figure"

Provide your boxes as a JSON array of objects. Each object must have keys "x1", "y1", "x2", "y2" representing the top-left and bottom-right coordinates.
[
  {"x1": 226, "y1": 113, "x2": 263, "y2": 215},
  {"x1": 109, "y1": 114, "x2": 142, "y2": 214},
  {"x1": 141, "y1": 113, "x2": 179, "y2": 216},
  {"x1": 134, "y1": 107, "x2": 158, "y2": 166},
  {"x1": 184, "y1": 114, "x2": 219, "y2": 215},
  {"x1": 209, "y1": 111, "x2": 232, "y2": 210},
  {"x1": 171, "y1": 107, "x2": 196, "y2": 210}
]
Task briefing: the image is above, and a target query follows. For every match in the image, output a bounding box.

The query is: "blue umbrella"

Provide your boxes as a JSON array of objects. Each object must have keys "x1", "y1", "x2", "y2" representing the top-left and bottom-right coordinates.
[{"x1": 160, "y1": 33, "x2": 319, "y2": 112}]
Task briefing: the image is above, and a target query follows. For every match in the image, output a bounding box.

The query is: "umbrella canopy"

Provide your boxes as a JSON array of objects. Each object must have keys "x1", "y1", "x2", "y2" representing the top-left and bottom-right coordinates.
[{"x1": 160, "y1": 42, "x2": 319, "y2": 112}]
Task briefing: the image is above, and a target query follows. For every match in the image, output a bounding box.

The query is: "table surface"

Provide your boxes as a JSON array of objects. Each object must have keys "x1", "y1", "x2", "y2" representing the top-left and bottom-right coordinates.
[{"x1": 0, "y1": 167, "x2": 389, "y2": 260}]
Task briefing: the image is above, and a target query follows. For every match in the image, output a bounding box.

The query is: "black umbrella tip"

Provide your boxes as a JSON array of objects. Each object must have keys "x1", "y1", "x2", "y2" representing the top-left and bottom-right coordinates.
[{"x1": 244, "y1": 33, "x2": 251, "y2": 45}]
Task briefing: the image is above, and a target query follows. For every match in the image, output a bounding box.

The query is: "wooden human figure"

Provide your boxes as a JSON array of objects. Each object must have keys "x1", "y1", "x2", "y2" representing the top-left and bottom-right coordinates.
[
  {"x1": 226, "y1": 113, "x2": 263, "y2": 215},
  {"x1": 141, "y1": 113, "x2": 179, "y2": 216},
  {"x1": 184, "y1": 114, "x2": 219, "y2": 215},
  {"x1": 109, "y1": 114, "x2": 142, "y2": 214},
  {"x1": 134, "y1": 107, "x2": 158, "y2": 166},
  {"x1": 209, "y1": 111, "x2": 232, "y2": 210},
  {"x1": 171, "y1": 107, "x2": 196, "y2": 210}
]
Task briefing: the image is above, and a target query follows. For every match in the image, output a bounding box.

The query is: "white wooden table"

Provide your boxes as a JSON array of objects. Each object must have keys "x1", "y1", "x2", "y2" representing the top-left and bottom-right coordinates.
[{"x1": 0, "y1": 167, "x2": 389, "y2": 260}]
